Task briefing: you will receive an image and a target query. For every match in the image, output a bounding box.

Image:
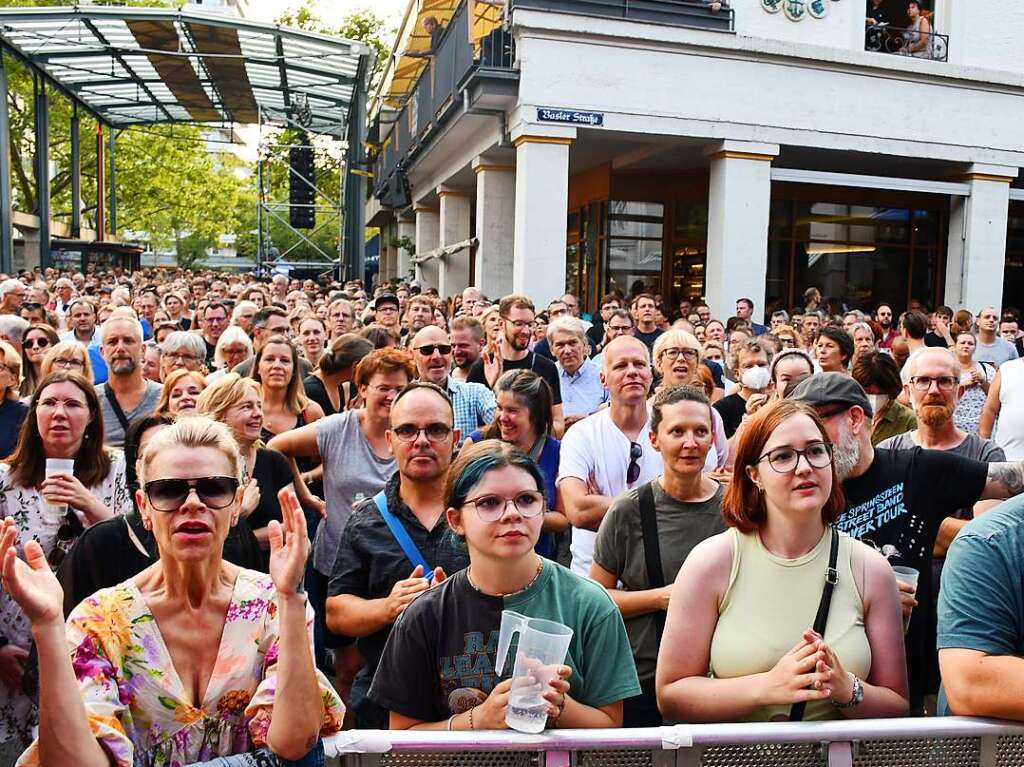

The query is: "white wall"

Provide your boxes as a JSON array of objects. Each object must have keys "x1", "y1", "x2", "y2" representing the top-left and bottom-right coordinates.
[{"x1": 736, "y1": 0, "x2": 859, "y2": 50}]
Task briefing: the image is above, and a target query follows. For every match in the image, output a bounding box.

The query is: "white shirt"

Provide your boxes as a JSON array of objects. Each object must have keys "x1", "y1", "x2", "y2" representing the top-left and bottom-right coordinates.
[{"x1": 557, "y1": 408, "x2": 663, "y2": 577}]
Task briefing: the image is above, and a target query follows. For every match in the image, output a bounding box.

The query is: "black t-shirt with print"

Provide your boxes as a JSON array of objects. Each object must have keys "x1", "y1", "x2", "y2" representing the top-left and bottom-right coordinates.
[
  {"x1": 839, "y1": 447, "x2": 988, "y2": 707},
  {"x1": 368, "y1": 564, "x2": 640, "y2": 724},
  {"x1": 467, "y1": 351, "x2": 562, "y2": 405}
]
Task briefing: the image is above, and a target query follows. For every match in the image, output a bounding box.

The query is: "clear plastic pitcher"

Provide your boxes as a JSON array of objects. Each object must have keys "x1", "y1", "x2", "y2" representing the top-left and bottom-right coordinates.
[{"x1": 496, "y1": 610, "x2": 574, "y2": 733}]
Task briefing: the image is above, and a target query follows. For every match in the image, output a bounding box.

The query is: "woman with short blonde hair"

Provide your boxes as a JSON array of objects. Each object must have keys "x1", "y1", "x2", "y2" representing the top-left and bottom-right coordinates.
[{"x1": 39, "y1": 341, "x2": 93, "y2": 382}]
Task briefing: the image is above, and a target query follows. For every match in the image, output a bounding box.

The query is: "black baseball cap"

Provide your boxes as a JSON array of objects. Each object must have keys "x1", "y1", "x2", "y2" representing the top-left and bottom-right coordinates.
[
  {"x1": 790, "y1": 372, "x2": 874, "y2": 418},
  {"x1": 372, "y1": 294, "x2": 400, "y2": 311}
]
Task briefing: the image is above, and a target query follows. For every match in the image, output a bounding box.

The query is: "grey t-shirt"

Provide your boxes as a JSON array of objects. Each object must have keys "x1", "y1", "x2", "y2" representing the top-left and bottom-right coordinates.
[
  {"x1": 878, "y1": 431, "x2": 1004, "y2": 519},
  {"x1": 311, "y1": 409, "x2": 395, "y2": 574},
  {"x1": 975, "y1": 337, "x2": 1019, "y2": 367},
  {"x1": 96, "y1": 380, "x2": 163, "y2": 449},
  {"x1": 592, "y1": 479, "x2": 726, "y2": 683}
]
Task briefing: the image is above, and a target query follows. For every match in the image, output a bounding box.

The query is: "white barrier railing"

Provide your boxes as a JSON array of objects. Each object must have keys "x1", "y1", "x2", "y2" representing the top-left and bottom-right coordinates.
[{"x1": 324, "y1": 718, "x2": 1024, "y2": 767}]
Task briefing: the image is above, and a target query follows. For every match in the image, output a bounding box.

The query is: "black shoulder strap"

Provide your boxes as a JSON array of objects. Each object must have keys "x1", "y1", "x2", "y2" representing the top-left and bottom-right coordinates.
[
  {"x1": 789, "y1": 527, "x2": 840, "y2": 722},
  {"x1": 103, "y1": 385, "x2": 131, "y2": 434},
  {"x1": 638, "y1": 482, "x2": 667, "y2": 641}
]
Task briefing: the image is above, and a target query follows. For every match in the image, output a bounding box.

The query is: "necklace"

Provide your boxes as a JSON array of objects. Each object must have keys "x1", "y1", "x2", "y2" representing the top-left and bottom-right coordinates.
[{"x1": 467, "y1": 557, "x2": 543, "y2": 597}]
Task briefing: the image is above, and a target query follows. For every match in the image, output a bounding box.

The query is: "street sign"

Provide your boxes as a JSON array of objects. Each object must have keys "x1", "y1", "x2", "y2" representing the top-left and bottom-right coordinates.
[{"x1": 537, "y1": 108, "x2": 604, "y2": 127}]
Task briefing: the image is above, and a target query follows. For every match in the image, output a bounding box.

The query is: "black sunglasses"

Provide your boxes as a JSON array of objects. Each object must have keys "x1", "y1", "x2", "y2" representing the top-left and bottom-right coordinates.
[
  {"x1": 143, "y1": 476, "x2": 239, "y2": 512},
  {"x1": 24, "y1": 337, "x2": 51, "y2": 349},
  {"x1": 627, "y1": 442, "x2": 643, "y2": 484},
  {"x1": 414, "y1": 344, "x2": 452, "y2": 356},
  {"x1": 47, "y1": 510, "x2": 84, "y2": 568}
]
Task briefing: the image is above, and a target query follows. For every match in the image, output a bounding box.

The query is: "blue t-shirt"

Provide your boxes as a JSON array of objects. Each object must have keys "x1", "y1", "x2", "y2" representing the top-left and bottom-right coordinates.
[{"x1": 937, "y1": 495, "x2": 1024, "y2": 715}]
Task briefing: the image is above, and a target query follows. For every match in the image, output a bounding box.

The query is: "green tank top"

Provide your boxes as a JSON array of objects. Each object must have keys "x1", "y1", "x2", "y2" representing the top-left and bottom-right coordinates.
[{"x1": 709, "y1": 527, "x2": 871, "y2": 721}]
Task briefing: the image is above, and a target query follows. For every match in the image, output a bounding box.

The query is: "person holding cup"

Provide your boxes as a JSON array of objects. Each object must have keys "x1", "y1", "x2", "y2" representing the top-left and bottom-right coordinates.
[
  {"x1": 369, "y1": 439, "x2": 640, "y2": 730},
  {"x1": 0, "y1": 371, "x2": 130, "y2": 748}
]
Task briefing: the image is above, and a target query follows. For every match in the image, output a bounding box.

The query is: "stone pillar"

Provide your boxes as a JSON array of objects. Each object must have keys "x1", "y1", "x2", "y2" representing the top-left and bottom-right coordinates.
[
  {"x1": 704, "y1": 140, "x2": 779, "y2": 324},
  {"x1": 414, "y1": 204, "x2": 440, "y2": 290},
  {"x1": 397, "y1": 216, "x2": 416, "y2": 283},
  {"x1": 473, "y1": 158, "x2": 515, "y2": 300},
  {"x1": 512, "y1": 127, "x2": 574, "y2": 305},
  {"x1": 437, "y1": 187, "x2": 472, "y2": 298},
  {"x1": 944, "y1": 164, "x2": 1015, "y2": 312}
]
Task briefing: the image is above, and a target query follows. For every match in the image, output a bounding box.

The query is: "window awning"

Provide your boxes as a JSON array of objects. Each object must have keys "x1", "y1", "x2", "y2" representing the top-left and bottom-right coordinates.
[{"x1": 0, "y1": 6, "x2": 373, "y2": 137}]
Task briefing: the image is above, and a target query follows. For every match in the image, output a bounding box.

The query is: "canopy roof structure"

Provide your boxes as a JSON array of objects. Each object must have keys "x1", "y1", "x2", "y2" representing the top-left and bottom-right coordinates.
[
  {"x1": 376, "y1": 0, "x2": 502, "y2": 111},
  {"x1": 0, "y1": 6, "x2": 373, "y2": 137}
]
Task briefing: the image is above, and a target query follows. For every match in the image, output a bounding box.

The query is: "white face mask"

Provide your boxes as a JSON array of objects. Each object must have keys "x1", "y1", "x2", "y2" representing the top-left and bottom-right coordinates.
[
  {"x1": 741, "y1": 365, "x2": 771, "y2": 391},
  {"x1": 867, "y1": 394, "x2": 889, "y2": 414}
]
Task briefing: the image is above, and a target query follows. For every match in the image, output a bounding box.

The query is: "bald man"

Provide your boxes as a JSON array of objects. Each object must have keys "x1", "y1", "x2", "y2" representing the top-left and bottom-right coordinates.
[
  {"x1": 557, "y1": 335, "x2": 661, "y2": 575},
  {"x1": 410, "y1": 325, "x2": 493, "y2": 445}
]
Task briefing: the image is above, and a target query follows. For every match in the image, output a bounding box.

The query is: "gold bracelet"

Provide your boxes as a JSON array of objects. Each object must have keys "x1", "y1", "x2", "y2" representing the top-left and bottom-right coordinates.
[{"x1": 469, "y1": 706, "x2": 475, "y2": 730}]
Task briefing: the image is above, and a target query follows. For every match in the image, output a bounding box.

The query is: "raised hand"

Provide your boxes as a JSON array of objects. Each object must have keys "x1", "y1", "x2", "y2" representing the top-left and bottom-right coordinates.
[
  {"x1": 268, "y1": 486, "x2": 310, "y2": 596},
  {"x1": 0, "y1": 518, "x2": 64, "y2": 628},
  {"x1": 483, "y1": 342, "x2": 503, "y2": 388},
  {"x1": 240, "y1": 478, "x2": 261, "y2": 518}
]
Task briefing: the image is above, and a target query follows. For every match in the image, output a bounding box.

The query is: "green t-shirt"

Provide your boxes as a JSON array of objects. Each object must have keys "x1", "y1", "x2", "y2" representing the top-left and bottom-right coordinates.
[
  {"x1": 368, "y1": 561, "x2": 641, "y2": 722},
  {"x1": 593, "y1": 479, "x2": 726, "y2": 682}
]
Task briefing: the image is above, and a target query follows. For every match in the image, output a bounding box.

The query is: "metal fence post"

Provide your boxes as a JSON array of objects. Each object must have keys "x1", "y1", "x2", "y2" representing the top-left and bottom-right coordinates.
[
  {"x1": 827, "y1": 741, "x2": 853, "y2": 767},
  {"x1": 544, "y1": 750, "x2": 571, "y2": 767}
]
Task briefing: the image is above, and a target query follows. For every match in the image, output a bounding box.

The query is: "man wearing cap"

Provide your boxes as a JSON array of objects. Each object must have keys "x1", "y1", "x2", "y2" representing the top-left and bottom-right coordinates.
[
  {"x1": 372, "y1": 294, "x2": 401, "y2": 334},
  {"x1": 792, "y1": 371, "x2": 1024, "y2": 714}
]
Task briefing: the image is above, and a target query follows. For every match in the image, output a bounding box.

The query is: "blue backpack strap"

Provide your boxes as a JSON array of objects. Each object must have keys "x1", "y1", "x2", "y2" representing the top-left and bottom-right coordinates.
[{"x1": 373, "y1": 491, "x2": 431, "y2": 575}]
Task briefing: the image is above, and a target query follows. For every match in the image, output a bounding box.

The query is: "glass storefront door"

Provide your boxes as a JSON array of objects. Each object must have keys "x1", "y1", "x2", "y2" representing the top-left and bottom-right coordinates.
[{"x1": 605, "y1": 201, "x2": 664, "y2": 297}]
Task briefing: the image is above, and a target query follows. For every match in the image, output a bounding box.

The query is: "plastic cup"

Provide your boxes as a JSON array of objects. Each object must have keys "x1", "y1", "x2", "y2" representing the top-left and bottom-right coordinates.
[
  {"x1": 43, "y1": 458, "x2": 75, "y2": 523},
  {"x1": 496, "y1": 611, "x2": 574, "y2": 733},
  {"x1": 892, "y1": 565, "x2": 920, "y2": 634}
]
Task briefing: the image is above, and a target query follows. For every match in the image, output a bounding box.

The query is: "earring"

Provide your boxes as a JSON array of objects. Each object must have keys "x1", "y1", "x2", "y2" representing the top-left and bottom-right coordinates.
[{"x1": 142, "y1": 519, "x2": 152, "y2": 531}]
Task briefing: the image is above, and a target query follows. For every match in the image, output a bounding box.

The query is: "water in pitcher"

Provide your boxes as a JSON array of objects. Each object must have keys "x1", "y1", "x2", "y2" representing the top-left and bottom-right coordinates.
[{"x1": 506, "y1": 692, "x2": 549, "y2": 734}]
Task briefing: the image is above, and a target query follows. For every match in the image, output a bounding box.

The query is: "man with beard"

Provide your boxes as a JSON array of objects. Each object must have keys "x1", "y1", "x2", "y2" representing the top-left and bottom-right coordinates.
[
  {"x1": 326, "y1": 383, "x2": 469, "y2": 728},
  {"x1": 410, "y1": 324, "x2": 493, "y2": 445},
  {"x1": 875, "y1": 303, "x2": 899, "y2": 349},
  {"x1": 449, "y1": 315, "x2": 484, "y2": 382},
  {"x1": 96, "y1": 315, "x2": 163, "y2": 448},
  {"x1": 402, "y1": 295, "x2": 435, "y2": 343},
  {"x1": 793, "y1": 372, "x2": 1024, "y2": 714},
  {"x1": 467, "y1": 294, "x2": 564, "y2": 437}
]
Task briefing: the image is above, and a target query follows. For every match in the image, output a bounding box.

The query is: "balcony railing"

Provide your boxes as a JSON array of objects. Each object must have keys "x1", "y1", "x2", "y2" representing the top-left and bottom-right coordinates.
[
  {"x1": 372, "y1": 0, "x2": 734, "y2": 206},
  {"x1": 866, "y1": 23, "x2": 949, "y2": 62},
  {"x1": 510, "y1": 0, "x2": 735, "y2": 32}
]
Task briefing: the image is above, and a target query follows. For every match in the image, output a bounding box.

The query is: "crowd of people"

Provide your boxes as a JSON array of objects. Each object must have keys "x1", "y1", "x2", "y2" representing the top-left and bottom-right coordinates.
[{"x1": 0, "y1": 266, "x2": 1022, "y2": 765}]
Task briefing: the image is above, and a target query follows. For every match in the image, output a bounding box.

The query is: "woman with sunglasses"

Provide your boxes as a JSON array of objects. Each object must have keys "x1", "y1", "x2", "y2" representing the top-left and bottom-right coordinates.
[
  {"x1": 651, "y1": 330, "x2": 729, "y2": 469},
  {"x1": 3, "y1": 416, "x2": 343, "y2": 766},
  {"x1": 19, "y1": 325, "x2": 58, "y2": 399},
  {"x1": 0, "y1": 372, "x2": 130, "y2": 749},
  {"x1": 0, "y1": 341, "x2": 28, "y2": 459},
  {"x1": 197, "y1": 374, "x2": 293, "y2": 560},
  {"x1": 463, "y1": 370, "x2": 567, "y2": 560},
  {"x1": 369, "y1": 440, "x2": 640, "y2": 730},
  {"x1": 38, "y1": 340, "x2": 93, "y2": 383},
  {"x1": 657, "y1": 400, "x2": 908, "y2": 722}
]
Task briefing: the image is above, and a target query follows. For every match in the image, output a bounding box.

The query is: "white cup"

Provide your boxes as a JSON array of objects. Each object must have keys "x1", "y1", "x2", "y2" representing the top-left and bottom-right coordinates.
[
  {"x1": 43, "y1": 459, "x2": 75, "y2": 523},
  {"x1": 892, "y1": 565, "x2": 920, "y2": 633}
]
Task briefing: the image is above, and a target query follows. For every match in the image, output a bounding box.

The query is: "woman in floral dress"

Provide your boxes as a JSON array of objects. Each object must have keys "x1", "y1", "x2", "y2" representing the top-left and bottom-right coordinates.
[
  {"x1": 0, "y1": 371, "x2": 131, "y2": 750},
  {"x1": 4, "y1": 416, "x2": 342, "y2": 767}
]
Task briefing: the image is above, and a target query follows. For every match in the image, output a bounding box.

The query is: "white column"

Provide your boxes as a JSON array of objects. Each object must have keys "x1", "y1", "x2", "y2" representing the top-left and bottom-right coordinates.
[
  {"x1": 474, "y1": 158, "x2": 515, "y2": 300},
  {"x1": 513, "y1": 132, "x2": 572, "y2": 305},
  {"x1": 944, "y1": 165, "x2": 1015, "y2": 312},
  {"x1": 437, "y1": 187, "x2": 472, "y2": 297},
  {"x1": 704, "y1": 141, "x2": 779, "y2": 323},
  {"x1": 396, "y1": 217, "x2": 415, "y2": 282},
  {"x1": 414, "y1": 205, "x2": 440, "y2": 290}
]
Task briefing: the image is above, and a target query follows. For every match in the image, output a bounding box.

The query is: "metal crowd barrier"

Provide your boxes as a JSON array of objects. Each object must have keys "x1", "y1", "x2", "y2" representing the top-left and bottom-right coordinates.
[{"x1": 322, "y1": 719, "x2": 1024, "y2": 767}]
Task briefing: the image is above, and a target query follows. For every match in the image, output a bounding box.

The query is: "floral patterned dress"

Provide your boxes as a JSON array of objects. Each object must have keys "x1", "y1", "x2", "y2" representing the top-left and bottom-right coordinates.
[
  {"x1": 0, "y1": 451, "x2": 131, "y2": 747},
  {"x1": 17, "y1": 568, "x2": 343, "y2": 767}
]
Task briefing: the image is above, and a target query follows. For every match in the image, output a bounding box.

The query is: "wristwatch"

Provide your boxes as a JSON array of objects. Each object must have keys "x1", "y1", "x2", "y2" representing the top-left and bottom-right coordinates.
[{"x1": 833, "y1": 673, "x2": 864, "y2": 709}]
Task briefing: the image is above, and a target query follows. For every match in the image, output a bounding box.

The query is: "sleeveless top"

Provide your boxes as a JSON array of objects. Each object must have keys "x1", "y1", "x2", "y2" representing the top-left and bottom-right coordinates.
[
  {"x1": 995, "y1": 359, "x2": 1024, "y2": 459},
  {"x1": 709, "y1": 527, "x2": 871, "y2": 721}
]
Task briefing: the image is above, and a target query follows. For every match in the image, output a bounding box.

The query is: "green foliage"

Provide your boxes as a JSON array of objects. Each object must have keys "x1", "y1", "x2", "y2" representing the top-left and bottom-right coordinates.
[{"x1": 175, "y1": 231, "x2": 212, "y2": 271}]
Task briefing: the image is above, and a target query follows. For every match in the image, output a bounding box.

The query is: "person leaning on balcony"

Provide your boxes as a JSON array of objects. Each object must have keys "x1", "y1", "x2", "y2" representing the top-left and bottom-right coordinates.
[
  {"x1": 406, "y1": 15, "x2": 446, "y2": 60},
  {"x1": 905, "y1": 1, "x2": 934, "y2": 58},
  {"x1": 656, "y1": 399, "x2": 909, "y2": 722}
]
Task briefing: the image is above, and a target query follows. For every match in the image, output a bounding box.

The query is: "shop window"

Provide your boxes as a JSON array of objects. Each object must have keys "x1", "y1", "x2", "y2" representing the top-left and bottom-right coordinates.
[
  {"x1": 1002, "y1": 204, "x2": 1024, "y2": 313},
  {"x1": 605, "y1": 202, "x2": 664, "y2": 298}
]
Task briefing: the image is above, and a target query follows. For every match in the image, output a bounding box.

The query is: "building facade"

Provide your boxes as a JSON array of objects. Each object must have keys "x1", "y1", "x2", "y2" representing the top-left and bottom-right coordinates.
[{"x1": 367, "y1": 1, "x2": 1024, "y2": 321}]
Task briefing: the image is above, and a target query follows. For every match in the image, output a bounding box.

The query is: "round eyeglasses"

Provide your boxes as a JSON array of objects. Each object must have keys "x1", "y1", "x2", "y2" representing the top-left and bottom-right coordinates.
[
  {"x1": 463, "y1": 491, "x2": 545, "y2": 522},
  {"x1": 756, "y1": 442, "x2": 834, "y2": 473}
]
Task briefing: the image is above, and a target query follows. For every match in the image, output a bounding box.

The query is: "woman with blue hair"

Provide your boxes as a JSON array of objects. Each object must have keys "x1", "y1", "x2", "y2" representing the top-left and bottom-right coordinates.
[{"x1": 368, "y1": 440, "x2": 640, "y2": 730}]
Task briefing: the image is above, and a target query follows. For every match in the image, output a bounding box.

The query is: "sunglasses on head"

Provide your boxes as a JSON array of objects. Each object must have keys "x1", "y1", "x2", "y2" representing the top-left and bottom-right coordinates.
[{"x1": 143, "y1": 476, "x2": 239, "y2": 512}]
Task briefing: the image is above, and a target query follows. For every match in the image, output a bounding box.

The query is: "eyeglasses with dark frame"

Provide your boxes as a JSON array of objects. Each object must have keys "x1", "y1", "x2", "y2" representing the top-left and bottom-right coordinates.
[
  {"x1": 756, "y1": 441, "x2": 834, "y2": 474},
  {"x1": 627, "y1": 442, "x2": 643, "y2": 484},
  {"x1": 143, "y1": 476, "x2": 239, "y2": 512},
  {"x1": 391, "y1": 423, "x2": 453, "y2": 443},
  {"x1": 909, "y1": 376, "x2": 957, "y2": 392},
  {"x1": 463, "y1": 491, "x2": 545, "y2": 522},
  {"x1": 660, "y1": 347, "x2": 699, "y2": 362}
]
